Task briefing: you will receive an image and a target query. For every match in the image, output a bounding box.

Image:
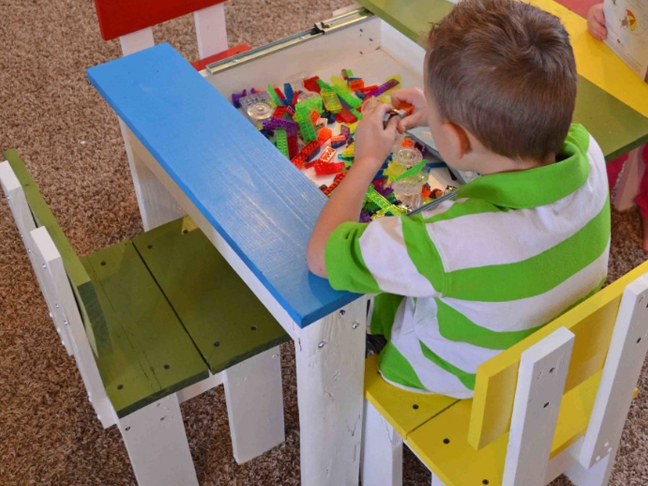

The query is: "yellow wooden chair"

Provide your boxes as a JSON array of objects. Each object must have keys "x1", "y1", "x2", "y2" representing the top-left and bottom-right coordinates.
[{"x1": 361, "y1": 261, "x2": 648, "y2": 486}]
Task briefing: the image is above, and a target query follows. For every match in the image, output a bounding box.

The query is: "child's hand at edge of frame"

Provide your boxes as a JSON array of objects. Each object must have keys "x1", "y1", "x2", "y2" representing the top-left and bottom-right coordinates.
[
  {"x1": 587, "y1": 3, "x2": 607, "y2": 41},
  {"x1": 353, "y1": 103, "x2": 400, "y2": 174},
  {"x1": 390, "y1": 87, "x2": 429, "y2": 134}
]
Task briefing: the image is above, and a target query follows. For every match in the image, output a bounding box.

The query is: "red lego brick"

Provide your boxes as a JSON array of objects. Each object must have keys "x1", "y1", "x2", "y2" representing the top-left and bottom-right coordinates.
[
  {"x1": 303, "y1": 76, "x2": 321, "y2": 94},
  {"x1": 274, "y1": 87, "x2": 286, "y2": 100},
  {"x1": 273, "y1": 106, "x2": 287, "y2": 119},
  {"x1": 318, "y1": 146, "x2": 336, "y2": 164},
  {"x1": 317, "y1": 127, "x2": 332, "y2": 142},
  {"x1": 359, "y1": 84, "x2": 378, "y2": 94},
  {"x1": 335, "y1": 107, "x2": 357, "y2": 124},
  {"x1": 323, "y1": 171, "x2": 348, "y2": 195},
  {"x1": 315, "y1": 161, "x2": 346, "y2": 177},
  {"x1": 348, "y1": 79, "x2": 364, "y2": 90},
  {"x1": 291, "y1": 92, "x2": 300, "y2": 106},
  {"x1": 395, "y1": 101, "x2": 414, "y2": 117}
]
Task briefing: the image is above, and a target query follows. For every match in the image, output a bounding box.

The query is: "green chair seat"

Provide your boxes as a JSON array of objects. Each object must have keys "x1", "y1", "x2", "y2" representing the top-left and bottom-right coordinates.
[
  {"x1": 4, "y1": 149, "x2": 290, "y2": 419},
  {"x1": 132, "y1": 218, "x2": 291, "y2": 374}
]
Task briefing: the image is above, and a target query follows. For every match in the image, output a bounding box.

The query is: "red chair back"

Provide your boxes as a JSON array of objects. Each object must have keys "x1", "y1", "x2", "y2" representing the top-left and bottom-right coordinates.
[{"x1": 94, "y1": 0, "x2": 227, "y2": 41}]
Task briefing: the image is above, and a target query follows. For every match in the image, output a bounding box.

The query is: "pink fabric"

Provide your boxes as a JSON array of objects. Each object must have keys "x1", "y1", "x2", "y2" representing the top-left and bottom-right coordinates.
[
  {"x1": 634, "y1": 145, "x2": 648, "y2": 219},
  {"x1": 607, "y1": 153, "x2": 629, "y2": 194}
]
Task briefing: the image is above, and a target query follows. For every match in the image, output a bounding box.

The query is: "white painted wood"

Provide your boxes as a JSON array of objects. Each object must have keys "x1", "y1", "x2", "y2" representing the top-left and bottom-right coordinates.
[
  {"x1": 613, "y1": 147, "x2": 643, "y2": 211},
  {"x1": 119, "y1": 27, "x2": 155, "y2": 56},
  {"x1": 431, "y1": 471, "x2": 446, "y2": 486},
  {"x1": 119, "y1": 120, "x2": 185, "y2": 231},
  {"x1": 223, "y1": 346, "x2": 285, "y2": 464},
  {"x1": 126, "y1": 129, "x2": 298, "y2": 339},
  {"x1": 30, "y1": 227, "x2": 117, "y2": 428},
  {"x1": 578, "y1": 274, "x2": 648, "y2": 469},
  {"x1": 379, "y1": 21, "x2": 425, "y2": 80},
  {"x1": 118, "y1": 393, "x2": 199, "y2": 486},
  {"x1": 544, "y1": 438, "x2": 581, "y2": 484},
  {"x1": 566, "y1": 446, "x2": 615, "y2": 486},
  {"x1": 360, "y1": 400, "x2": 403, "y2": 486},
  {"x1": 177, "y1": 371, "x2": 223, "y2": 403},
  {"x1": 0, "y1": 161, "x2": 74, "y2": 356},
  {"x1": 502, "y1": 327, "x2": 575, "y2": 486},
  {"x1": 295, "y1": 299, "x2": 368, "y2": 486},
  {"x1": 193, "y1": 3, "x2": 228, "y2": 60}
]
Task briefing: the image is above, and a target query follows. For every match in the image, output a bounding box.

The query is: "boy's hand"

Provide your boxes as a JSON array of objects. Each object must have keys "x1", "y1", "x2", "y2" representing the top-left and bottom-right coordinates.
[
  {"x1": 587, "y1": 3, "x2": 607, "y2": 41},
  {"x1": 390, "y1": 88, "x2": 429, "y2": 133},
  {"x1": 354, "y1": 103, "x2": 400, "y2": 173}
]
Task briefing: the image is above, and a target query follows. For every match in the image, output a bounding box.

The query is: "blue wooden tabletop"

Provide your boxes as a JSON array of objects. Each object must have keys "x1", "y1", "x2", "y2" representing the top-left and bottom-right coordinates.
[{"x1": 87, "y1": 43, "x2": 360, "y2": 327}]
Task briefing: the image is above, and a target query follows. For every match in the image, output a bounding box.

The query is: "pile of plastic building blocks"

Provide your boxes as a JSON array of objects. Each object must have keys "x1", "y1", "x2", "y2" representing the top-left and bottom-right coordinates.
[{"x1": 231, "y1": 70, "x2": 454, "y2": 220}]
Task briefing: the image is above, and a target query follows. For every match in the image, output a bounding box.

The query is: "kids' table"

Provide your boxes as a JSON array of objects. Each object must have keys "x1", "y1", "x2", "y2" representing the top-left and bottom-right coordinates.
[{"x1": 87, "y1": 2, "x2": 648, "y2": 485}]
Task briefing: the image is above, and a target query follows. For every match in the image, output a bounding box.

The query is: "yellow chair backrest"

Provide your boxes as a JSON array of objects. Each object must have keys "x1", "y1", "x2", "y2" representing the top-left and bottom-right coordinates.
[{"x1": 468, "y1": 259, "x2": 648, "y2": 450}]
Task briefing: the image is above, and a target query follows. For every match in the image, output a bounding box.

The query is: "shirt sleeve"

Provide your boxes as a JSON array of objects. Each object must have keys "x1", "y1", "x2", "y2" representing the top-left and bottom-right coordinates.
[{"x1": 325, "y1": 214, "x2": 445, "y2": 297}]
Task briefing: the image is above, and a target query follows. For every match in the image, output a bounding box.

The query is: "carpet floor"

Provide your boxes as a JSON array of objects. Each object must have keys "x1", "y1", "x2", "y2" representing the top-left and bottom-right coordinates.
[{"x1": 1, "y1": 0, "x2": 647, "y2": 484}]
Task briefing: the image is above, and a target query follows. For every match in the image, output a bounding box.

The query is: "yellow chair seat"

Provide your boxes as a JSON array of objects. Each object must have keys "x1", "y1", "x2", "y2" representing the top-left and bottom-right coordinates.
[{"x1": 406, "y1": 372, "x2": 602, "y2": 486}]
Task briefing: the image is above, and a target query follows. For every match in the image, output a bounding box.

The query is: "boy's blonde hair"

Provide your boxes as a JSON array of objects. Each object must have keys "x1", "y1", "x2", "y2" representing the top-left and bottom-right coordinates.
[{"x1": 426, "y1": 0, "x2": 577, "y2": 162}]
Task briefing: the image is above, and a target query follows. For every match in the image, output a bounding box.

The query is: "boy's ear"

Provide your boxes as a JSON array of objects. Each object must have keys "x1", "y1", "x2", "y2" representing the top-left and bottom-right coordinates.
[{"x1": 441, "y1": 122, "x2": 472, "y2": 160}]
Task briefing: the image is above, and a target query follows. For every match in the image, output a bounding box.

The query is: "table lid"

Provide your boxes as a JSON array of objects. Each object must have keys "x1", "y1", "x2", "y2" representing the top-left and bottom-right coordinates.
[{"x1": 87, "y1": 43, "x2": 361, "y2": 328}]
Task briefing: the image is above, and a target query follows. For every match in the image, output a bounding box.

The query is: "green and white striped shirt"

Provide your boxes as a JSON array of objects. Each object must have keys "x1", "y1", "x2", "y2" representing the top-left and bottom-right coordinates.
[{"x1": 325, "y1": 124, "x2": 610, "y2": 398}]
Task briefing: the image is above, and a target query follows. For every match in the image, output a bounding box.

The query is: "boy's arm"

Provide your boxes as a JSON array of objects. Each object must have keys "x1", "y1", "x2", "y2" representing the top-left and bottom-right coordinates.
[{"x1": 307, "y1": 103, "x2": 401, "y2": 278}]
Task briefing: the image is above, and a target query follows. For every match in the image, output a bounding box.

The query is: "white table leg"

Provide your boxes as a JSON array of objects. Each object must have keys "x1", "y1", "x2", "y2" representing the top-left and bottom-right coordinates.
[
  {"x1": 223, "y1": 346, "x2": 285, "y2": 464},
  {"x1": 361, "y1": 400, "x2": 403, "y2": 486},
  {"x1": 119, "y1": 119, "x2": 185, "y2": 231},
  {"x1": 295, "y1": 298, "x2": 368, "y2": 486}
]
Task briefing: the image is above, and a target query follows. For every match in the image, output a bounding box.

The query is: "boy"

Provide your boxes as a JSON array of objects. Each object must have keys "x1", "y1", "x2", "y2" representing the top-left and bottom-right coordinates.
[{"x1": 307, "y1": 0, "x2": 610, "y2": 398}]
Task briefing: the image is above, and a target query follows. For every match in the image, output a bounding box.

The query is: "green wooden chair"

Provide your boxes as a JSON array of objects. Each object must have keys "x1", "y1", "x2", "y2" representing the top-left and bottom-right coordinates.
[{"x1": 0, "y1": 149, "x2": 291, "y2": 486}]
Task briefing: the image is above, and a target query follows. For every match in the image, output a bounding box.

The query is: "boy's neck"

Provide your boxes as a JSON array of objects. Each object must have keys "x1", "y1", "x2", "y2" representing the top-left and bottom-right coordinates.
[{"x1": 470, "y1": 151, "x2": 555, "y2": 176}]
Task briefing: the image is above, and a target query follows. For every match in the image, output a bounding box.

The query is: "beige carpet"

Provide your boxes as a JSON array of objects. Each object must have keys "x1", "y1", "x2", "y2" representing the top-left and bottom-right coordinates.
[{"x1": 1, "y1": 0, "x2": 647, "y2": 484}]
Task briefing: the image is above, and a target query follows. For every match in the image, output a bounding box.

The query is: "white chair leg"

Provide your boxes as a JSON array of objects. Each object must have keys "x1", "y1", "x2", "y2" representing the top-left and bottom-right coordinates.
[
  {"x1": 565, "y1": 446, "x2": 615, "y2": 486},
  {"x1": 361, "y1": 400, "x2": 403, "y2": 486},
  {"x1": 613, "y1": 147, "x2": 643, "y2": 211},
  {"x1": 119, "y1": 27, "x2": 155, "y2": 56},
  {"x1": 193, "y1": 3, "x2": 228, "y2": 60},
  {"x1": 223, "y1": 346, "x2": 285, "y2": 464},
  {"x1": 118, "y1": 394, "x2": 198, "y2": 486},
  {"x1": 431, "y1": 471, "x2": 447, "y2": 486}
]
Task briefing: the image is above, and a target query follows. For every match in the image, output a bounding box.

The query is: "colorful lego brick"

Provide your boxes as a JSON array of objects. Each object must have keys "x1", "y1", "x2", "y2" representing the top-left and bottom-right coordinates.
[
  {"x1": 355, "y1": 90, "x2": 366, "y2": 100},
  {"x1": 365, "y1": 77, "x2": 400, "y2": 98},
  {"x1": 274, "y1": 87, "x2": 286, "y2": 100},
  {"x1": 268, "y1": 83, "x2": 283, "y2": 106},
  {"x1": 297, "y1": 113, "x2": 317, "y2": 142},
  {"x1": 359, "y1": 85, "x2": 378, "y2": 94},
  {"x1": 350, "y1": 108, "x2": 362, "y2": 121},
  {"x1": 421, "y1": 183, "x2": 432, "y2": 200},
  {"x1": 283, "y1": 83, "x2": 294, "y2": 103},
  {"x1": 320, "y1": 88, "x2": 342, "y2": 114},
  {"x1": 342, "y1": 69, "x2": 354, "y2": 80},
  {"x1": 286, "y1": 105, "x2": 295, "y2": 117},
  {"x1": 318, "y1": 146, "x2": 336, "y2": 164},
  {"x1": 348, "y1": 79, "x2": 364, "y2": 90},
  {"x1": 330, "y1": 135, "x2": 346, "y2": 148},
  {"x1": 295, "y1": 96, "x2": 323, "y2": 116},
  {"x1": 317, "y1": 127, "x2": 332, "y2": 142},
  {"x1": 340, "y1": 124, "x2": 351, "y2": 140},
  {"x1": 323, "y1": 171, "x2": 348, "y2": 196},
  {"x1": 291, "y1": 92, "x2": 300, "y2": 106},
  {"x1": 394, "y1": 101, "x2": 414, "y2": 116},
  {"x1": 341, "y1": 143, "x2": 355, "y2": 159},
  {"x1": 310, "y1": 109, "x2": 320, "y2": 125},
  {"x1": 335, "y1": 106, "x2": 357, "y2": 124},
  {"x1": 296, "y1": 140, "x2": 321, "y2": 161},
  {"x1": 273, "y1": 106, "x2": 287, "y2": 119},
  {"x1": 287, "y1": 133, "x2": 299, "y2": 159},
  {"x1": 275, "y1": 128, "x2": 289, "y2": 158},
  {"x1": 232, "y1": 89, "x2": 247, "y2": 108},
  {"x1": 327, "y1": 112, "x2": 336, "y2": 124},
  {"x1": 329, "y1": 84, "x2": 362, "y2": 110},
  {"x1": 315, "y1": 161, "x2": 346, "y2": 176},
  {"x1": 303, "y1": 76, "x2": 321, "y2": 94},
  {"x1": 263, "y1": 117, "x2": 297, "y2": 134}
]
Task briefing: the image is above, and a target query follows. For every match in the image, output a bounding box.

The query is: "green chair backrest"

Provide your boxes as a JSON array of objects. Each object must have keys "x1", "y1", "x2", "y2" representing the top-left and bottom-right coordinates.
[{"x1": 3, "y1": 149, "x2": 108, "y2": 354}]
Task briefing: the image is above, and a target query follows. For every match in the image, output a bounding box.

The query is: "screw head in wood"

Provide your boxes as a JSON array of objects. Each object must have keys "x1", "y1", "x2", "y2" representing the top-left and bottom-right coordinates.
[
  {"x1": 339, "y1": 309, "x2": 346, "y2": 317},
  {"x1": 318, "y1": 341, "x2": 326, "y2": 349},
  {"x1": 352, "y1": 322, "x2": 359, "y2": 329}
]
